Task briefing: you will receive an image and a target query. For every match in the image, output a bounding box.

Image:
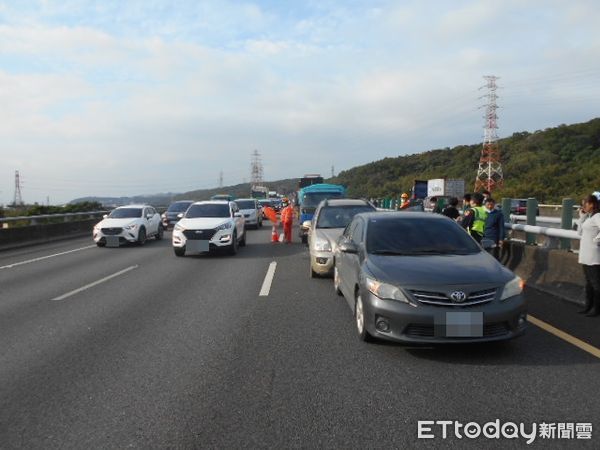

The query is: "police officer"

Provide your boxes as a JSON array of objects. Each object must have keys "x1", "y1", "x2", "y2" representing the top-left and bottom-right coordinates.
[{"x1": 461, "y1": 192, "x2": 488, "y2": 243}]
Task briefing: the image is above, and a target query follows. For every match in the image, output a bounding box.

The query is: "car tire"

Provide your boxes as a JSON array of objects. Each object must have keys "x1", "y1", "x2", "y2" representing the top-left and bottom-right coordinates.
[
  {"x1": 355, "y1": 292, "x2": 374, "y2": 342},
  {"x1": 137, "y1": 227, "x2": 147, "y2": 246},
  {"x1": 156, "y1": 225, "x2": 164, "y2": 240},
  {"x1": 239, "y1": 230, "x2": 246, "y2": 247},
  {"x1": 334, "y1": 266, "x2": 343, "y2": 296},
  {"x1": 174, "y1": 246, "x2": 185, "y2": 257},
  {"x1": 96, "y1": 241, "x2": 106, "y2": 248},
  {"x1": 228, "y1": 232, "x2": 238, "y2": 255}
]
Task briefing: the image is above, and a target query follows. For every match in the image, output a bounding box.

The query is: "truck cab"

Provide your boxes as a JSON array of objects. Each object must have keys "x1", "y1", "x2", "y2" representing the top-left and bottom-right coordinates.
[{"x1": 297, "y1": 183, "x2": 346, "y2": 244}]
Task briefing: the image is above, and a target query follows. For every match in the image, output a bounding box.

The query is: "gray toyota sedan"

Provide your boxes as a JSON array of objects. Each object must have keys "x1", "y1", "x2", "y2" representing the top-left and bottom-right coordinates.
[{"x1": 334, "y1": 212, "x2": 527, "y2": 343}]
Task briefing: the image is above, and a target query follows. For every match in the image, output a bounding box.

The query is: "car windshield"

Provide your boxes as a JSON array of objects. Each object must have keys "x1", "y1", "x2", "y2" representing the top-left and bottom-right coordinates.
[
  {"x1": 302, "y1": 192, "x2": 343, "y2": 208},
  {"x1": 167, "y1": 202, "x2": 193, "y2": 212},
  {"x1": 109, "y1": 208, "x2": 143, "y2": 218},
  {"x1": 367, "y1": 217, "x2": 481, "y2": 255},
  {"x1": 186, "y1": 204, "x2": 230, "y2": 218},
  {"x1": 236, "y1": 200, "x2": 256, "y2": 209},
  {"x1": 317, "y1": 205, "x2": 374, "y2": 228},
  {"x1": 259, "y1": 200, "x2": 272, "y2": 207}
]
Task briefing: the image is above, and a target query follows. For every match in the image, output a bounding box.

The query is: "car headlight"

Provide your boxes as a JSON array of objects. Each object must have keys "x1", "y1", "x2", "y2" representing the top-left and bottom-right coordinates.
[
  {"x1": 500, "y1": 276, "x2": 525, "y2": 300},
  {"x1": 365, "y1": 277, "x2": 410, "y2": 304},
  {"x1": 174, "y1": 223, "x2": 185, "y2": 232},
  {"x1": 314, "y1": 238, "x2": 332, "y2": 252},
  {"x1": 215, "y1": 221, "x2": 233, "y2": 231},
  {"x1": 124, "y1": 223, "x2": 138, "y2": 230}
]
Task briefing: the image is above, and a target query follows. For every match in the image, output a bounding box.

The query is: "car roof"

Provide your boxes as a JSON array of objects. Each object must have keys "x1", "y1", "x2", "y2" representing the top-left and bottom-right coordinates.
[
  {"x1": 321, "y1": 199, "x2": 370, "y2": 207},
  {"x1": 171, "y1": 200, "x2": 194, "y2": 203},
  {"x1": 355, "y1": 211, "x2": 451, "y2": 222},
  {"x1": 117, "y1": 204, "x2": 148, "y2": 208},
  {"x1": 235, "y1": 198, "x2": 256, "y2": 201},
  {"x1": 191, "y1": 200, "x2": 230, "y2": 205}
]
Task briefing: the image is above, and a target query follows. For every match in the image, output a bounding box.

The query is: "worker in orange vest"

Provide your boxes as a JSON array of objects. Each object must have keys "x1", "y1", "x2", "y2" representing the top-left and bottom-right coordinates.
[
  {"x1": 399, "y1": 193, "x2": 410, "y2": 209},
  {"x1": 280, "y1": 198, "x2": 294, "y2": 243}
]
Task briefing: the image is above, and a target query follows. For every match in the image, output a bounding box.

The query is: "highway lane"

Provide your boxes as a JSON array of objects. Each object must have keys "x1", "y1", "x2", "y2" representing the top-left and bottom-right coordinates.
[{"x1": 1, "y1": 227, "x2": 599, "y2": 448}]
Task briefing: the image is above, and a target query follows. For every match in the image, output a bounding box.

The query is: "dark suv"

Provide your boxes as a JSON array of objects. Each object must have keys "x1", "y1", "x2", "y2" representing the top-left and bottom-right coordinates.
[{"x1": 162, "y1": 200, "x2": 194, "y2": 230}]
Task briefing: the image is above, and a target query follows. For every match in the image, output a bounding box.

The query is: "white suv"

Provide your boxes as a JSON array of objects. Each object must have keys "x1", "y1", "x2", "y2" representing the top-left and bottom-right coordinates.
[
  {"x1": 234, "y1": 198, "x2": 263, "y2": 229},
  {"x1": 172, "y1": 201, "x2": 246, "y2": 256},
  {"x1": 93, "y1": 204, "x2": 163, "y2": 247}
]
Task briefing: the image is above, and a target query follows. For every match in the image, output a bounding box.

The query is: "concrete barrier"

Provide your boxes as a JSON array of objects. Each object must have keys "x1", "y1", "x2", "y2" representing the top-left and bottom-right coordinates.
[
  {"x1": 0, "y1": 219, "x2": 95, "y2": 251},
  {"x1": 501, "y1": 241, "x2": 585, "y2": 306}
]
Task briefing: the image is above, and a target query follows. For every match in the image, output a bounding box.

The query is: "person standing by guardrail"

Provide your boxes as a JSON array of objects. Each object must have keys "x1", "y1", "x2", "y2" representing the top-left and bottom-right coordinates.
[
  {"x1": 576, "y1": 194, "x2": 600, "y2": 316},
  {"x1": 461, "y1": 192, "x2": 487, "y2": 243},
  {"x1": 481, "y1": 198, "x2": 505, "y2": 260}
]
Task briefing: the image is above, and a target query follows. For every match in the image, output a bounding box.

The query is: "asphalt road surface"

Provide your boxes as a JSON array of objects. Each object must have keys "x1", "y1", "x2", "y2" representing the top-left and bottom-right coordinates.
[{"x1": 1, "y1": 227, "x2": 599, "y2": 449}]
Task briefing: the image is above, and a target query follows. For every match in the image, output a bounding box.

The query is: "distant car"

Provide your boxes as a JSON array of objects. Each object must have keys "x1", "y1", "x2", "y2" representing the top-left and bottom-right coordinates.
[
  {"x1": 235, "y1": 198, "x2": 263, "y2": 229},
  {"x1": 271, "y1": 198, "x2": 283, "y2": 212},
  {"x1": 172, "y1": 201, "x2": 245, "y2": 256},
  {"x1": 93, "y1": 204, "x2": 163, "y2": 247},
  {"x1": 161, "y1": 200, "x2": 194, "y2": 230},
  {"x1": 211, "y1": 194, "x2": 234, "y2": 201},
  {"x1": 509, "y1": 199, "x2": 539, "y2": 216},
  {"x1": 334, "y1": 212, "x2": 527, "y2": 343},
  {"x1": 307, "y1": 199, "x2": 375, "y2": 277}
]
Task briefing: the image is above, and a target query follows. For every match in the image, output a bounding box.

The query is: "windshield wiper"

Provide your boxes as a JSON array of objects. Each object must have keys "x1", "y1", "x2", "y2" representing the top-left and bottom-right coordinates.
[{"x1": 370, "y1": 250, "x2": 414, "y2": 255}]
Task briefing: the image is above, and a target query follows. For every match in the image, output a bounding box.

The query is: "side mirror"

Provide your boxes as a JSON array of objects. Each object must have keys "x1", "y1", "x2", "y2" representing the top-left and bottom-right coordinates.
[
  {"x1": 103, "y1": 214, "x2": 108, "y2": 219},
  {"x1": 338, "y1": 240, "x2": 358, "y2": 254},
  {"x1": 177, "y1": 213, "x2": 184, "y2": 219},
  {"x1": 301, "y1": 220, "x2": 312, "y2": 230}
]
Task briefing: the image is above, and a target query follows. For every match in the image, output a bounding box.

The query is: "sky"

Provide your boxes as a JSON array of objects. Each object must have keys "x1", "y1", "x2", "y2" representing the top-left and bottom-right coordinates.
[{"x1": 1, "y1": 0, "x2": 599, "y2": 204}]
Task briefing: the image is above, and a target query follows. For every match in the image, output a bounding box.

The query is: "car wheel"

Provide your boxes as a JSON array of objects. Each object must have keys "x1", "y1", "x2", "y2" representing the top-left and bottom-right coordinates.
[
  {"x1": 174, "y1": 246, "x2": 185, "y2": 257},
  {"x1": 355, "y1": 292, "x2": 373, "y2": 342},
  {"x1": 156, "y1": 225, "x2": 164, "y2": 240},
  {"x1": 96, "y1": 241, "x2": 106, "y2": 248},
  {"x1": 334, "y1": 266, "x2": 343, "y2": 296},
  {"x1": 137, "y1": 227, "x2": 147, "y2": 246},
  {"x1": 228, "y1": 232, "x2": 238, "y2": 255},
  {"x1": 239, "y1": 230, "x2": 246, "y2": 247}
]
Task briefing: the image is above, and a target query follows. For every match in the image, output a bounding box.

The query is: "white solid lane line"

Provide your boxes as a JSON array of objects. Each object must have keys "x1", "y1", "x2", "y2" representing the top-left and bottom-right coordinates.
[
  {"x1": 51, "y1": 265, "x2": 138, "y2": 301},
  {"x1": 259, "y1": 261, "x2": 277, "y2": 296},
  {"x1": 0, "y1": 245, "x2": 97, "y2": 270}
]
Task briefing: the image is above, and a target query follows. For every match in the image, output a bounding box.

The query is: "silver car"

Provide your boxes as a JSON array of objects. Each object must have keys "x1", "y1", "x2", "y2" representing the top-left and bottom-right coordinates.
[
  {"x1": 334, "y1": 212, "x2": 527, "y2": 343},
  {"x1": 307, "y1": 199, "x2": 375, "y2": 277}
]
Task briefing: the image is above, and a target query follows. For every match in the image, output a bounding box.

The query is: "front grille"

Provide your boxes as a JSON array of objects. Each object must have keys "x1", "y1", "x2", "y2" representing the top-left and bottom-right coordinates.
[
  {"x1": 183, "y1": 229, "x2": 217, "y2": 240},
  {"x1": 101, "y1": 227, "x2": 122, "y2": 235},
  {"x1": 404, "y1": 322, "x2": 509, "y2": 339},
  {"x1": 410, "y1": 288, "x2": 497, "y2": 307}
]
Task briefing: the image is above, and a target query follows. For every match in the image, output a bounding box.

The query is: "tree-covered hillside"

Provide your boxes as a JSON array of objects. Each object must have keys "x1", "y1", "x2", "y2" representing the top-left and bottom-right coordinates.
[{"x1": 329, "y1": 118, "x2": 600, "y2": 203}]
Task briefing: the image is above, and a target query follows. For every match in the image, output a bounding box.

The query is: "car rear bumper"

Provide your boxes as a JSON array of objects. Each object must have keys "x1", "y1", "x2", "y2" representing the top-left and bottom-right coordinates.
[{"x1": 361, "y1": 290, "x2": 527, "y2": 344}]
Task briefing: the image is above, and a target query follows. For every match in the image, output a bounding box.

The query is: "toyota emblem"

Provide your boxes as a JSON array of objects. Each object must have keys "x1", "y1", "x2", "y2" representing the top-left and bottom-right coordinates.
[{"x1": 450, "y1": 291, "x2": 467, "y2": 303}]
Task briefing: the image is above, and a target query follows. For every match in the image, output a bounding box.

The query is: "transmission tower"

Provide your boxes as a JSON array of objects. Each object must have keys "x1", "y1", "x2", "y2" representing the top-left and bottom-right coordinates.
[
  {"x1": 218, "y1": 170, "x2": 223, "y2": 188},
  {"x1": 250, "y1": 150, "x2": 264, "y2": 186},
  {"x1": 474, "y1": 75, "x2": 503, "y2": 193},
  {"x1": 13, "y1": 170, "x2": 24, "y2": 206}
]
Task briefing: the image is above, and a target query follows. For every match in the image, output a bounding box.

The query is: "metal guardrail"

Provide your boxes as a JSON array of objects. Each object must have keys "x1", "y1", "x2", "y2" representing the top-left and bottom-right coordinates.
[
  {"x1": 1, "y1": 211, "x2": 108, "y2": 226},
  {"x1": 510, "y1": 214, "x2": 577, "y2": 227},
  {"x1": 505, "y1": 222, "x2": 580, "y2": 240}
]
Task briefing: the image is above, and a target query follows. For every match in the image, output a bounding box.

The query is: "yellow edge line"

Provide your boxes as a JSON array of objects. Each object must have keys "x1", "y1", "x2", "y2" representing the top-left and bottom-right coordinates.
[{"x1": 528, "y1": 314, "x2": 600, "y2": 359}]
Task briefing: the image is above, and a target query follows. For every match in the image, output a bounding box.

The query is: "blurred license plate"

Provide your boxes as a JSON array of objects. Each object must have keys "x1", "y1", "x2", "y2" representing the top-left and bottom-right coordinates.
[
  {"x1": 187, "y1": 240, "x2": 209, "y2": 253},
  {"x1": 105, "y1": 236, "x2": 120, "y2": 247},
  {"x1": 441, "y1": 312, "x2": 483, "y2": 337}
]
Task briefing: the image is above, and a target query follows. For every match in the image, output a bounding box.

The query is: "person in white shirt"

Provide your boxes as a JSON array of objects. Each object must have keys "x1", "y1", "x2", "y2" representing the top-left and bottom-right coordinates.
[{"x1": 577, "y1": 194, "x2": 600, "y2": 316}]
